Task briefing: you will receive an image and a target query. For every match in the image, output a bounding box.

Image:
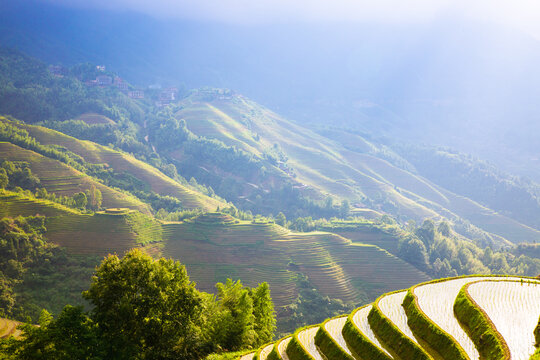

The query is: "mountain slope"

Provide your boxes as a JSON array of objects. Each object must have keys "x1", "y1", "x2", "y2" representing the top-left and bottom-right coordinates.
[
  {"x1": 169, "y1": 90, "x2": 540, "y2": 244},
  {"x1": 0, "y1": 141, "x2": 150, "y2": 212},
  {"x1": 8, "y1": 119, "x2": 226, "y2": 211},
  {"x1": 161, "y1": 212, "x2": 430, "y2": 309}
]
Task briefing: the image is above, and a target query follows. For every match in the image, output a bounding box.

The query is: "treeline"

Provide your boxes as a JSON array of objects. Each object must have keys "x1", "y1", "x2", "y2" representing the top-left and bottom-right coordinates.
[
  {"x1": 398, "y1": 219, "x2": 540, "y2": 278},
  {"x1": 0, "y1": 249, "x2": 276, "y2": 360},
  {"x1": 395, "y1": 144, "x2": 540, "y2": 230}
]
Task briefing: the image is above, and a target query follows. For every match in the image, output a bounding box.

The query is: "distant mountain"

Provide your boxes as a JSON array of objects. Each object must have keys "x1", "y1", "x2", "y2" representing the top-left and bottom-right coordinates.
[{"x1": 3, "y1": 1, "x2": 540, "y2": 181}]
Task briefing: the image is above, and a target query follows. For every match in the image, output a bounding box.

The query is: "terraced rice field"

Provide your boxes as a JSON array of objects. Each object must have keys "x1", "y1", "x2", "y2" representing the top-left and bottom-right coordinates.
[
  {"x1": 0, "y1": 142, "x2": 151, "y2": 213},
  {"x1": 19, "y1": 122, "x2": 225, "y2": 211},
  {"x1": 238, "y1": 276, "x2": 540, "y2": 360},
  {"x1": 351, "y1": 305, "x2": 391, "y2": 356},
  {"x1": 295, "y1": 327, "x2": 324, "y2": 360},
  {"x1": 324, "y1": 316, "x2": 353, "y2": 356},
  {"x1": 0, "y1": 190, "x2": 79, "y2": 218},
  {"x1": 467, "y1": 280, "x2": 540, "y2": 360},
  {"x1": 162, "y1": 213, "x2": 429, "y2": 309},
  {"x1": 410, "y1": 276, "x2": 522, "y2": 359},
  {"x1": 239, "y1": 353, "x2": 255, "y2": 360},
  {"x1": 377, "y1": 290, "x2": 418, "y2": 343},
  {"x1": 46, "y1": 211, "x2": 162, "y2": 255},
  {"x1": 413, "y1": 277, "x2": 484, "y2": 359},
  {"x1": 76, "y1": 113, "x2": 116, "y2": 125},
  {"x1": 257, "y1": 344, "x2": 274, "y2": 360},
  {"x1": 277, "y1": 337, "x2": 292, "y2": 360}
]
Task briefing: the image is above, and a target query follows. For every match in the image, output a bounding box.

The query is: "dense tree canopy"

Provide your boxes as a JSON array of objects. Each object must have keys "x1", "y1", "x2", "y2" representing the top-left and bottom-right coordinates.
[
  {"x1": 83, "y1": 249, "x2": 205, "y2": 360},
  {"x1": 1, "y1": 248, "x2": 277, "y2": 359}
]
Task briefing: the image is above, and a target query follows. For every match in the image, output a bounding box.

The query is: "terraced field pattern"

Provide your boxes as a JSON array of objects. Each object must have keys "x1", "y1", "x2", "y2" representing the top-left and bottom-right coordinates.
[
  {"x1": 161, "y1": 212, "x2": 429, "y2": 309},
  {"x1": 0, "y1": 189, "x2": 162, "y2": 255},
  {"x1": 240, "y1": 275, "x2": 540, "y2": 360},
  {"x1": 0, "y1": 117, "x2": 226, "y2": 211},
  {"x1": 0, "y1": 181, "x2": 429, "y2": 312},
  {"x1": 0, "y1": 141, "x2": 150, "y2": 213}
]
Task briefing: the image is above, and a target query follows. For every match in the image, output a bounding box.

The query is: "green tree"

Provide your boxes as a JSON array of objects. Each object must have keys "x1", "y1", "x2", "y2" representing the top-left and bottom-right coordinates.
[
  {"x1": 275, "y1": 212, "x2": 286, "y2": 227},
  {"x1": 82, "y1": 249, "x2": 205, "y2": 360},
  {"x1": 399, "y1": 236, "x2": 429, "y2": 271},
  {"x1": 438, "y1": 221, "x2": 452, "y2": 237},
  {"x1": 0, "y1": 168, "x2": 8, "y2": 189},
  {"x1": 250, "y1": 282, "x2": 276, "y2": 346},
  {"x1": 8, "y1": 307, "x2": 102, "y2": 360},
  {"x1": 212, "y1": 279, "x2": 255, "y2": 351},
  {"x1": 415, "y1": 219, "x2": 436, "y2": 249},
  {"x1": 85, "y1": 186, "x2": 102, "y2": 211},
  {"x1": 339, "y1": 199, "x2": 350, "y2": 218},
  {"x1": 73, "y1": 192, "x2": 88, "y2": 209}
]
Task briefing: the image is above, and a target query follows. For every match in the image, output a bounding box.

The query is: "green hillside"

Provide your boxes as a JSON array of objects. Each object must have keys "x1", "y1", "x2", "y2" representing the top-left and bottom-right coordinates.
[
  {"x1": 8, "y1": 119, "x2": 227, "y2": 211},
  {"x1": 167, "y1": 89, "x2": 540, "y2": 244},
  {"x1": 0, "y1": 141, "x2": 150, "y2": 213},
  {"x1": 171, "y1": 91, "x2": 436, "y2": 221},
  {"x1": 161, "y1": 213, "x2": 430, "y2": 310},
  {"x1": 0, "y1": 189, "x2": 162, "y2": 255}
]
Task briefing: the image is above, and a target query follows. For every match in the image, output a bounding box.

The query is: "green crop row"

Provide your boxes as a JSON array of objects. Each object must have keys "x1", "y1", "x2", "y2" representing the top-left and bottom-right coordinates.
[
  {"x1": 341, "y1": 307, "x2": 392, "y2": 360},
  {"x1": 453, "y1": 283, "x2": 510, "y2": 360}
]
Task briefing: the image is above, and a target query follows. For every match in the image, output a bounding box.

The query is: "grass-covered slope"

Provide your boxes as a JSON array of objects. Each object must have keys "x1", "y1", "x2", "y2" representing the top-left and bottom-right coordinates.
[
  {"x1": 0, "y1": 141, "x2": 150, "y2": 212},
  {"x1": 174, "y1": 91, "x2": 436, "y2": 221},
  {"x1": 161, "y1": 213, "x2": 429, "y2": 309},
  {"x1": 171, "y1": 91, "x2": 540, "y2": 244},
  {"x1": 238, "y1": 276, "x2": 540, "y2": 360},
  {"x1": 0, "y1": 189, "x2": 162, "y2": 255},
  {"x1": 14, "y1": 120, "x2": 225, "y2": 211}
]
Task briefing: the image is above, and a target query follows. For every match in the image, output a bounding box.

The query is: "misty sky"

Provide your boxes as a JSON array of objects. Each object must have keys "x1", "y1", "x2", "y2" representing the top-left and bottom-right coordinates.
[{"x1": 42, "y1": 0, "x2": 540, "y2": 39}]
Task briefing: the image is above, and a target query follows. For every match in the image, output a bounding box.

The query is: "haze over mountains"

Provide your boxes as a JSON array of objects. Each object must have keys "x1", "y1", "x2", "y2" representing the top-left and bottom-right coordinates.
[{"x1": 4, "y1": 1, "x2": 540, "y2": 180}]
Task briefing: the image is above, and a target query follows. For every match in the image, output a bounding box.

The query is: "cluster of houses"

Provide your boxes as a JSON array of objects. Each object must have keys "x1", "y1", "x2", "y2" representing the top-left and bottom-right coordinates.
[{"x1": 48, "y1": 64, "x2": 180, "y2": 105}]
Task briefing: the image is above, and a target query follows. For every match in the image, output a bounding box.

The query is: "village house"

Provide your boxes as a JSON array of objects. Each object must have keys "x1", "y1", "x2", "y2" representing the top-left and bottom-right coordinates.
[
  {"x1": 128, "y1": 90, "x2": 145, "y2": 99},
  {"x1": 97, "y1": 75, "x2": 113, "y2": 86},
  {"x1": 157, "y1": 87, "x2": 179, "y2": 106},
  {"x1": 114, "y1": 76, "x2": 128, "y2": 91}
]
